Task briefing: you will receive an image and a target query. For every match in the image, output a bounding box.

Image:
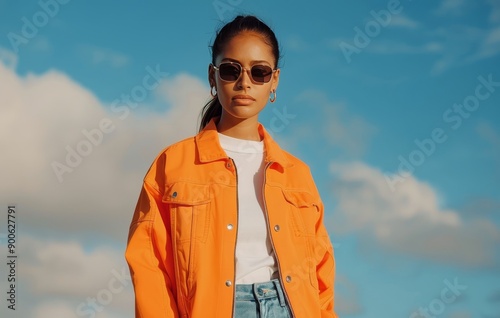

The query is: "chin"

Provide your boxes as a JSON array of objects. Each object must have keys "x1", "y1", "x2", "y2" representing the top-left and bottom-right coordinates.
[{"x1": 225, "y1": 108, "x2": 261, "y2": 120}]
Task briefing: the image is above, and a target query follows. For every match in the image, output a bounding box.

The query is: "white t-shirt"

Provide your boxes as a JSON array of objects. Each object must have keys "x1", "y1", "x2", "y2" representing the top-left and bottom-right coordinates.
[{"x1": 218, "y1": 133, "x2": 278, "y2": 284}]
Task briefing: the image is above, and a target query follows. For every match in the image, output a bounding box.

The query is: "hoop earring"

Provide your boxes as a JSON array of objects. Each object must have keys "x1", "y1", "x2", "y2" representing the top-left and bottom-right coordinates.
[
  {"x1": 269, "y1": 90, "x2": 277, "y2": 103},
  {"x1": 210, "y1": 86, "x2": 217, "y2": 98}
]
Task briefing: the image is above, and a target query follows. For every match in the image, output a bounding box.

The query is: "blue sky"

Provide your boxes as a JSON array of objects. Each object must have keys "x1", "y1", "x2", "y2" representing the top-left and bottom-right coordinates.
[{"x1": 0, "y1": 0, "x2": 499, "y2": 317}]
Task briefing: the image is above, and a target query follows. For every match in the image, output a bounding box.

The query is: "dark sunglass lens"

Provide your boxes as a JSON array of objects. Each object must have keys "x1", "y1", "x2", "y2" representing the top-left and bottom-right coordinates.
[
  {"x1": 251, "y1": 65, "x2": 273, "y2": 83},
  {"x1": 219, "y1": 63, "x2": 241, "y2": 81}
]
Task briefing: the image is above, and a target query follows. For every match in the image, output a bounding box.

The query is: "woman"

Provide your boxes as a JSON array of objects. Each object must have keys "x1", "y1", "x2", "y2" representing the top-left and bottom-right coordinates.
[{"x1": 125, "y1": 15, "x2": 338, "y2": 318}]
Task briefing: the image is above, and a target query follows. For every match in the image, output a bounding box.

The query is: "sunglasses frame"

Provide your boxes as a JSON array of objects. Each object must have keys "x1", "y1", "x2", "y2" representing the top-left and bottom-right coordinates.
[{"x1": 212, "y1": 62, "x2": 277, "y2": 84}]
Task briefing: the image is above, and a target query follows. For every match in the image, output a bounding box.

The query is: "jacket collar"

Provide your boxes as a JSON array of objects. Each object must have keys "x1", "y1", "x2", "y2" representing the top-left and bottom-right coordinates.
[{"x1": 195, "y1": 117, "x2": 293, "y2": 169}]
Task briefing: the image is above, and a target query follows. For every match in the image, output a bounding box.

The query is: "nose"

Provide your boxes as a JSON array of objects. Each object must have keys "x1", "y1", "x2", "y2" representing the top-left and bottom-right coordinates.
[{"x1": 236, "y1": 67, "x2": 252, "y2": 89}]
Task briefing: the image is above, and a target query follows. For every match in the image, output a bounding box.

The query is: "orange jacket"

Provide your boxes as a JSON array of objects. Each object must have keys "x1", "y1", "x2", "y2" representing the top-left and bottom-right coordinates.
[{"x1": 125, "y1": 118, "x2": 338, "y2": 317}]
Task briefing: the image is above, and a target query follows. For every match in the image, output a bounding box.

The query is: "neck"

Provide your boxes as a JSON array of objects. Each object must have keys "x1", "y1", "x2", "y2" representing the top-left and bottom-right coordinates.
[{"x1": 216, "y1": 114, "x2": 261, "y2": 141}]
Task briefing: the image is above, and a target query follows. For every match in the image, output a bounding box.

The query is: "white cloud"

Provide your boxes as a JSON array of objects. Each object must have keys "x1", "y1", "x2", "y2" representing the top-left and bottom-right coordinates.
[
  {"x1": 471, "y1": 26, "x2": 500, "y2": 60},
  {"x1": 367, "y1": 41, "x2": 443, "y2": 54},
  {"x1": 20, "y1": 237, "x2": 126, "y2": 296},
  {"x1": 477, "y1": 121, "x2": 500, "y2": 149},
  {"x1": 434, "y1": 0, "x2": 467, "y2": 16},
  {"x1": 33, "y1": 301, "x2": 81, "y2": 318},
  {"x1": 328, "y1": 161, "x2": 500, "y2": 267},
  {"x1": 31, "y1": 36, "x2": 51, "y2": 53},
  {"x1": 32, "y1": 300, "x2": 122, "y2": 318},
  {"x1": 430, "y1": 55, "x2": 458, "y2": 76},
  {"x1": 477, "y1": 121, "x2": 500, "y2": 176},
  {"x1": 284, "y1": 35, "x2": 310, "y2": 52},
  {"x1": 78, "y1": 45, "x2": 131, "y2": 68},
  {"x1": 335, "y1": 275, "x2": 363, "y2": 315},
  {"x1": 0, "y1": 55, "x2": 212, "y2": 318},
  {"x1": 0, "y1": 59, "x2": 209, "y2": 241},
  {"x1": 447, "y1": 311, "x2": 473, "y2": 318},
  {"x1": 461, "y1": 196, "x2": 500, "y2": 219},
  {"x1": 0, "y1": 235, "x2": 134, "y2": 317},
  {"x1": 295, "y1": 91, "x2": 377, "y2": 158},
  {"x1": 390, "y1": 15, "x2": 420, "y2": 29},
  {"x1": 330, "y1": 20, "x2": 499, "y2": 75},
  {"x1": 0, "y1": 47, "x2": 17, "y2": 69},
  {"x1": 331, "y1": 8, "x2": 498, "y2": 75},
  {"x1": 427, "y1": 25, "x2": 494, "y2": 75},
  {"x1": 488, "y1": 0, "x2": 500, "y2": 23}
]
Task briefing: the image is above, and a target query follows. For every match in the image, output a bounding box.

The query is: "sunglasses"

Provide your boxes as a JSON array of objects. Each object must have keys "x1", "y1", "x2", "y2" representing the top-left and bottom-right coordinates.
[{"x1": 212, "y1": 62, "x2": 277, "y2": 83}]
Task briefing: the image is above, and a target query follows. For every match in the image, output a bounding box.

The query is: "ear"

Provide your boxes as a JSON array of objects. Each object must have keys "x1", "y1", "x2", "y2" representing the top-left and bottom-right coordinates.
[
  {"x1": 271, "y1": 68, "x2": 280, "y2": 92},
  {"x1": 208, "y1": 64, "x2": 216, "y2": 87}
]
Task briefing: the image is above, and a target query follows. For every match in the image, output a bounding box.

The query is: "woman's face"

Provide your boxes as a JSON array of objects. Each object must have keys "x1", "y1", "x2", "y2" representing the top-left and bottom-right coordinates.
[{"x1": 210, "y1": 31, "x2": 280, "y2": 125}]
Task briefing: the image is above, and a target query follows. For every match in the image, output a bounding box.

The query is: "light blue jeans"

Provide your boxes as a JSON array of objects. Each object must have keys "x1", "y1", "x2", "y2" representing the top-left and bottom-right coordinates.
[{"x1": 234, "y1": 279, "x2": 292, "y2": 318}]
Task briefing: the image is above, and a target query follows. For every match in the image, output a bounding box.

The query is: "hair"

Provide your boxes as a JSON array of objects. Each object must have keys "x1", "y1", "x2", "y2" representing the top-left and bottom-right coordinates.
[{"x1": 198, "y1": 15, "x2": 281, "y2": 132}]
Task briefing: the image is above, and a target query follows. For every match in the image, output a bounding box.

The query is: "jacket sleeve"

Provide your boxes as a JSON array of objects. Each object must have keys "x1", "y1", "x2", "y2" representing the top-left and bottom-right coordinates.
[
  {"x1": 314, "y1": 194, "x2": 338, "y2": 318},
  {"x1": 125, "y1": 181, "x2": 179, "y2": 318}
]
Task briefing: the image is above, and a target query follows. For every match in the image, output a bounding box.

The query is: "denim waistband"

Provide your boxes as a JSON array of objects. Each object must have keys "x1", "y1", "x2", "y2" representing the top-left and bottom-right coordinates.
[{"x1": 235, "y1": 279, "x2": 287, "y2": 306}]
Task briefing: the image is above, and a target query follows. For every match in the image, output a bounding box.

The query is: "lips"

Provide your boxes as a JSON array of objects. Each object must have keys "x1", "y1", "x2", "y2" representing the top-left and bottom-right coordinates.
[
  {"x1": 232, "y1": 94, "x2": 255, "y2": 101},
  {"x1": 232, "y1": 94, "x2": 256, "y2": 106}
]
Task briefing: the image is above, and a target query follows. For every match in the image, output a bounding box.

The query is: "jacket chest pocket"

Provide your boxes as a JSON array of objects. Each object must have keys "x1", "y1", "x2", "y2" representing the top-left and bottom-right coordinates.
[
  {"x1": 282, "y1": 189, "x2": 320, "y2": 237},
  {"x1": 282, "y1": 189, "x2": 322, "y2": 290},
  {"x1": 162, "y1": 182, "x2": 211, "y2": 243}
]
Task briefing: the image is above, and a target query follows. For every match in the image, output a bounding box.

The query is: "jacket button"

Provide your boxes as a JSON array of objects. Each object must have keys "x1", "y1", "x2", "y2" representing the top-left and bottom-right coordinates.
[
  {"x1": 286, "y1": 276, "x2": 292, "y2": 283},
  {"x1": 274, "y1": 225, "x2": 280, "y2": 232},
  {"x1": 171, "y1": 191, "x2": 178, "y2": 198},
  {"x1": 227, "y1": 224, "x2": 233, "y2": 230},
  {"x1": 225, "y1": 280, "x2": 232, "y2": 287},
  {"x1": 226, "y1": 162, "x2": 232, "y2": 169}
]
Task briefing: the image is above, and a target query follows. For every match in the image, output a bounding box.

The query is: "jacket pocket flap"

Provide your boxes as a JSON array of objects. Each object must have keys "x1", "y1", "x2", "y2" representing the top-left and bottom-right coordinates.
[
  {"x1": 162, "y1": 182, "x2": 211, "y2": 205},
  {"x1": 282, "y1": 189, "x2": 318, "y2": 209}
]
